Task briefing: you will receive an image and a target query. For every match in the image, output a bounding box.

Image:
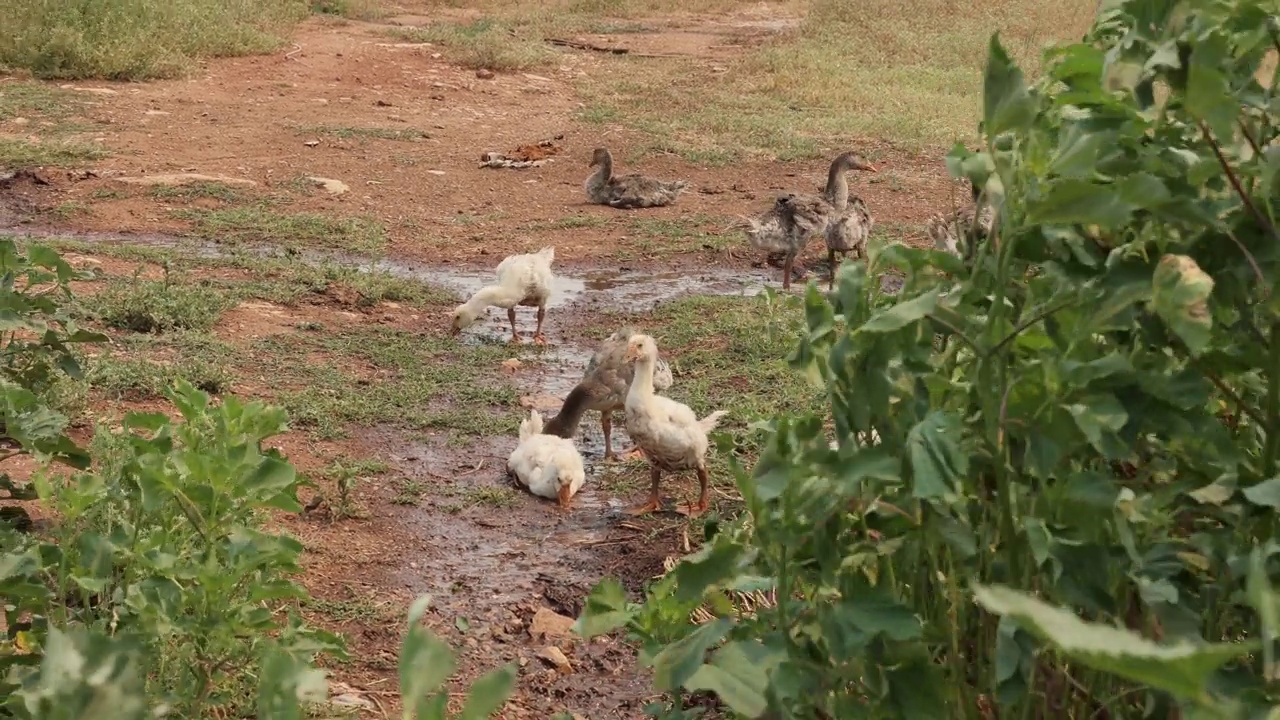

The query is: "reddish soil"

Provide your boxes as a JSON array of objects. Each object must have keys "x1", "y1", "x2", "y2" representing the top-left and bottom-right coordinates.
[{"x1": 0, "y1": 4, "x2": 961, "y2": 717}]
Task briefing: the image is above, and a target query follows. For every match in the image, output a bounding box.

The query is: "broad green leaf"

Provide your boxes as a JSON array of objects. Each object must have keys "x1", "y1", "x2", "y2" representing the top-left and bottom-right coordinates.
[
  {"x1": 1186, "y1": 33, "x2": 1235, "y2": 140},
  {"x1": 975, "y1": 584, "x2": 1255, "y2": 699},
  {"x1": 1242, "y1": 478, "x2": 1280, "y2": 510},
  {"x1": 983, "y1": 33, "x2": 1036, "y2": 136},
  {"x1": 906, "y1": 411, "x2": 966, "y2": 499},
  {"x1": 1028, "y1": 179, "x2": 1137, "y2": 227},
  {"x1": 575, "y1": 578, "x2": 633, "y2": 638},
  {"x1": 847, "y1": 589, "x2": 921, "y2": 641},
  {"x1": 458, "y1": 664, "x2": 517, "y2": 720},
  {"x1": 400, "y1": 608, "x2": 456, "y2": 709},
  {"x1": 887, "y1": 655, "x2": 948, "y2": 719},
  {"x1": 651, "y1": 618, "x2": 733, "y2": 692},
  {"x1": 673, "y1": 538, "x2": 747, "y2": 603},
  {"x1": 1151, "y1": 254, "x2": 1214, "y2": 355},
  {"x1": 857, "y1": 289, "x2": 940, "y2": 335},
  {"x1": 1065, "y1": 394, "x2": 1128, "y2": 456},
  {"x1": 684, "y1": 640, "x2": 783, "y2": 718}
]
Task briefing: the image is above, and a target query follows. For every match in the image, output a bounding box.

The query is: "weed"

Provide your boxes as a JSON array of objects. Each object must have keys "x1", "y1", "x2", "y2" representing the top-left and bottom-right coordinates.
[
  {"x1": 308, "y1": 0, "x2": 384, "y2": 20},
  {"x1": 0, "y1": 81, "x2": 85, "y2": 122},
  {"x1": 89, "y1": 348, "x2": 232, "y2": 399},
  {"x1": 305, "y1": 593, "x2": 396, "y2": 624},
  {"x1": 392, "y1": 477, "x2": 426, "y2": 506},
  {"x1": 389, "y1": 20, "x2": 554, "y2": 71},
  {"x1": 464, "y1": 486, "x2": 518, "y2": 508},
  {"x1": 150, "y1": 181, "x2": 249, "y2": 203},
  {"x1": 297, "y1": 125, "x2": 428, "y2": 142},
  {"x1": 0, "y1": 137, "x2": 108, "y2": 168},
  {"x1": 90, "y1": 188, "x2": 128, "y2": 200},
  {"x1": 0, "y1": 0, "x2": 310, "y2": 80},
  {"x1": 47, "y1": 201, "x2": 90, "y2": 219},
  {"x1": 172, "y1": 206, "x2": 388, "y2": 254},
  {"x1": 539, "y1": 213, "x2": 611, "y2": 230},
  {"x1": 252, "y1": 326, "x2": 522, "y2": 440},
  {"x1": 87, "y1": 276, "x2": 234, "y2": 333},
  {"x1": 322, "y1": 457, "x2": 387, "y2": 520},
  {"x1": 562, "y1": 0, "x2": 1094, "y2": 156}
]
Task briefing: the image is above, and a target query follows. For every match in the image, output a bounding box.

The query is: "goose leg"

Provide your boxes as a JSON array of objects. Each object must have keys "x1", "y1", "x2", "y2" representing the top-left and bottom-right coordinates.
[
  {"x1": 625, "y1": 466, "x2": 663, "y2": 515},
  {"x1": 533, "y1": 305, "x2": 547, "y2": 345},
  {"x1": 601, "y1": 411, "x2": 615, "y2": 461},
  {"x1": 782, "y1": 254, "x2": 794, "y2": 292},
  {"x1": 677, "y1": 467, "x2": 711, "y2": 517},
  {"x1": 828, "y1": 248, "x2": 837, "y2": 290},
  {"x1": 507, "y1": 308, "x2": 520, "y2": 343}
]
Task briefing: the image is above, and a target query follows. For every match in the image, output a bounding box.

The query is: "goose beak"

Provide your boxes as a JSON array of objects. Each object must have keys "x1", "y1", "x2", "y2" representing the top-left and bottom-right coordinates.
[
  {"x1": 557, "y1": 484, "x2": 572, "y2": 509},
  {"x1": 866, "y1": 163, "x2": 880, "y2": 173}
]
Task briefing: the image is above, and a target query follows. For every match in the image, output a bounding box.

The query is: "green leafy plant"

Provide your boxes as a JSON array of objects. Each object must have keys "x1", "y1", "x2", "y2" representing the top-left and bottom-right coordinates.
[{"x1": 579, "y1": 0, "x2": 1280, "y2": 717}]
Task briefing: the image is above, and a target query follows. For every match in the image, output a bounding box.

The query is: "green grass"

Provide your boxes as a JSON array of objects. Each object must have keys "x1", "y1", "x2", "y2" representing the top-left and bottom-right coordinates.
[
  {"x1": 46, "y1": 238, "x2": 453, "y2": 308},
  {"x1": 0, "y1": 81, "x2": 85, "y2": 122},
  {"x1": 172, "y1": 206, "x2": 388, "y2": 254},
  {"x1": 308, "y1": 0, "x2": 384, "y2": 20},
  {"x1": 392, "y1": 477, "x2": 427, "y2": 506},
  {"x1": 617, "y1": 214, "x2": 739, "y2": 258},
  {"x1": 87, "y1": 332, "x2": 234, "y2": 399},
  {"x1": 388, "y1": 20, "x2": 555, "y2": 72},
  {"x1": 0, "y1": 137, "x2": 108, "y2": 168},
  {"x1": 251, "y1": 326, "x2": 524, "y2": 440},
  {"x1": 567, "y1": 0, "x2": 1094, "y2": 157},
  {"x1": 0, "y1": 0, "x2": 340, "y2": 80},
  {"x1": 86, "y1": 277, "x2": 235, "y2": 333},
  {"x1": 297, "y1": 125, "x2": 429, "y2": 142},
  {"x1": 150, "y1": 181, "x2": 250, "y2": 203},
  {"x1": 464, "y1": 486, "x2": 519, "y2": 508}
]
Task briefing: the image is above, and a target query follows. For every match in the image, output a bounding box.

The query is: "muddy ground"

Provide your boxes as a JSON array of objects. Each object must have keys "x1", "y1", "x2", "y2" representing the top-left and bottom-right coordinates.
[{"x1": 0, "y1": 3, "x2": 965, "y2": 718}]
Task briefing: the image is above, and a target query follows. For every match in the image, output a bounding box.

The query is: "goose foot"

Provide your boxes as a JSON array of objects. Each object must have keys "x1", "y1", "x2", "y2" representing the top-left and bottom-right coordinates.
[
  {"x1": 614, "y1": 446, "x2": 646, "y2": 462},
  {"x1": 532, "y1": 332, "x2": 548, "y2": 345},
  {"x1": 624, "y1": 498, "x2": 662, "y2": 516},
  {"x1": 676, "y1": 499, "x2": 709, "y2": 518}
]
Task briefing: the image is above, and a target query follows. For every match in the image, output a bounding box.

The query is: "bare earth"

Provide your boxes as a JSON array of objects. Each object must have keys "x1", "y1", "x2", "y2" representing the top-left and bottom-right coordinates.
[{"x1": 0, "y1": 4, "x2": 964, "y2": 718}]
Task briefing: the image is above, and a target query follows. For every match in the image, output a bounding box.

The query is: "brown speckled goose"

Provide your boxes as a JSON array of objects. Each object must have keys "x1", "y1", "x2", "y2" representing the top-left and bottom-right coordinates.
[
  {"x1": 822, "y1": 152, "x2": 878, "y2": 289},
  {"x1": 585, "y1": 148, "x2": 689, "y2": 208},
  {"x1": 742, "y1": 192, "x2": 834, "y2": 291},
  {"x1": 543, "y1": 326, "x2": 674, "y2": 461},
  {"x1": 927, "y1": 182, "x2": 992, "y2": 263}
]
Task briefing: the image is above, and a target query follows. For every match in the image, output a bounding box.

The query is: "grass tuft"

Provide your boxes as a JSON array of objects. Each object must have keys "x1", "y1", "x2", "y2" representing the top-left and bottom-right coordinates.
[
  {"x1": 87, "y1": 278, "x2": 235, "y2": 333},
  {"x1": 172, "y1": 206, "x2": 388, "y2": 255},
  {"x1": 297, "y1": 125, "x2": 429, "y2": 142},
  {"x1": 0, "y1": 0, "x2": 315, "y2": 80},
  {"x1": 389, "y1": 20, "x2": 555, "y2": 71}
]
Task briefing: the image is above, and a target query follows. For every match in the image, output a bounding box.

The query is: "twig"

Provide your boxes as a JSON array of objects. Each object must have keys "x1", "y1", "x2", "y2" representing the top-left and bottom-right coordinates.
[
  {"x1": 545, "y1": 37, "x2": 629, "y2": 54},
  {"x1": 1239, "y1": 119, "x2": 1264, "y2": 159},
  {"x1": 986, "y1": 297, "x2": 1079, "y2": 357},
  {"x1": 284, "y1": 43, "x2": 303, "y2": 62},
  {"x1": 1190, "y1": 358, "x2": 1267, "y2": 426},
  {"x1": 367, "y1": 692, "x2": 389, "y2": 719},
  {"x1": 1200, "y1": 122, "x2": 1280, "y2": 244},
  {"x1": 457, "y1": 459, "x2": 485, "y2": 477},
  {"x1": 1226, "y1": 227, "x2": 1266, "y2": 292}
]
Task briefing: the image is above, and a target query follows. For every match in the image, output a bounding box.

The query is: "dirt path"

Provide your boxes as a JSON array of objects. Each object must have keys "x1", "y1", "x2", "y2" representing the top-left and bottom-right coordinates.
[{"x1": 1, "y1": 5, "x2": 959, "y2": 717}]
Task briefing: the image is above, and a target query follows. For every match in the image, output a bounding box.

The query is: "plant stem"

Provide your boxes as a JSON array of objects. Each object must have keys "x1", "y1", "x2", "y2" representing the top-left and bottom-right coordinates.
[{"x1": 1263, "y1": 321, "x2": 1280, "y2": 477}]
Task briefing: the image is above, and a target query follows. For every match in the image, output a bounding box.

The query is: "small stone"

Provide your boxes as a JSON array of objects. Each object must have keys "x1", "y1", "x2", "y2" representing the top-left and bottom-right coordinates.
[
  {"x1": 536, "y1": 646, "x2": 572, "y2": 674},
  {"x1": 375, "y1": 99, "x2": 393, "y2": 107},
  {"x1": 529, "y1": 608, "x2": 575, "y2": 640},
  {"x1": 426, "y1": 170, "x2": 446, "y2": 176},
  {"x1": 306, "y1": 176, "x2": 349, "y2": 195},
  {"x1": 476, "y1": 69, "x2": 495, "y2": 80},
  {"x1": 144, "y1": 110, "x2": 170, "y2": 116},
  {"x1": 304, "y1": 140, "x2": 320, "y2": 147},
  {"x1": 11, "y1": 117, "x2": 29, "y2": 126},
  {"x1": 501, "y1": 359, "x2": 522, "y2": 373}
]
